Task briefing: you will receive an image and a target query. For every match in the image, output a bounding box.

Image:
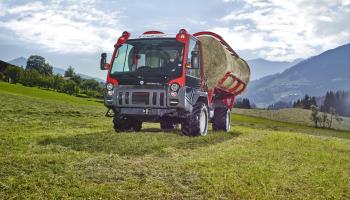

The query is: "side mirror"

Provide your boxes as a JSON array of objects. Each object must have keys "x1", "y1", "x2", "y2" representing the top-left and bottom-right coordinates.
[
  {"x1": 100, "y1": 53, "x2": 110, "y2": 70},
  {"x1": 191, "y1": 51, "x2": 200, "y2": 69}
]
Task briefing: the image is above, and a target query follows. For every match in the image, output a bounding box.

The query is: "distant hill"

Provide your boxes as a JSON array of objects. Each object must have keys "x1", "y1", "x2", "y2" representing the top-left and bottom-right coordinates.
[
  {"x1": 7, "y1": 57, "x2": 104, "y2": 83},
  {"x1": 244, "y1": 43, "x2": 350, "y2": 107},
  {"x1": 247, "y1": 58, "x2": 303, "y2": 80},
  {"x1": 8, "y1": 57, "x2": 27, "y2": 67}
]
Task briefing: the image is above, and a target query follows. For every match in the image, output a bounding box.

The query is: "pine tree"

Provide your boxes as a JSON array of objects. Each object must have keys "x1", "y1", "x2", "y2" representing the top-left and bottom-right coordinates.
[
  {"x1": 293, "y1": 99, "x2": 301, "y2": 108},
  {"x1": 304, "y1": 95, "x2": 311, "y2": 109},
  {"x1": 323, "y1": 91, "x2": 331, "y2": 112},
  {"x1": 310, "y1": 96, "x2": 317, "y2": 107},
  {"x1": 329, "y1": 91, "x2": 335, "y2": 112}
]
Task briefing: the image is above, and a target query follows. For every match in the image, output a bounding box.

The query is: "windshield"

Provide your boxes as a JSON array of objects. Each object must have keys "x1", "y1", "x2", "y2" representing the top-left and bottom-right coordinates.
[{"x1": 110, "y1": 38, "x2": 184, "y2": 79}]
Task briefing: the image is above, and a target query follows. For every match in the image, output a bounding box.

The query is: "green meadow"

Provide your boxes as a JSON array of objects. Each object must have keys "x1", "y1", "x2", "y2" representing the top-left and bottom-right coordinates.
[{"x1": 0, "y1": 82, "x2": 349, "y2": 199}]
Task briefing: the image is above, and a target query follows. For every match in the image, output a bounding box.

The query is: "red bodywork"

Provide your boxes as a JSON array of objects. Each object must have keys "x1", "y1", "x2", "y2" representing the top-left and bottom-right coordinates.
[{"x1": 105, "y1": 29, "x2": 247, "y2": 110}]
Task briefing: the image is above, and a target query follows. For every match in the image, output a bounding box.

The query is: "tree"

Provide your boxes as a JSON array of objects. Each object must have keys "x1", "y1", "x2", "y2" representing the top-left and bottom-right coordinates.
[
  {"x1": 302, "y1": 95, "x2": 310, "y2": 109},
  {"x1": 42, "y1": 63, "x2": 54, "y2": 76},
  {"x1": 327, "y1": 107, "x2": 336, "y2": 128},
  {"x1": 234, "y1": 98, "x2": 251, "y2": 109},
  {"x1": 321, "y1": 90, "x2": 350, "y2": 117},
  {"x1": 310, "y1": 105, "x2": 320, "y2": 128},
  {"x1": 293, "y1": 99, "x2": 302, "y2": 108},
  {"x1": 3, "y1": 66, "x2": 22, "y2": 83},
  {"x1": 319, "y1": 112, "x2": 328, "y2": 128},
  {"x1": 20, "y1": 69, "x2": 41, "y2": 87},
  {"x1": 81, "y1": 79, "x2": 99, "y2": 91},
  {"x1": 26, "y1": 55, "x2": 53, "y2": 75},
  {"x1": 39, "y1": 75, "x2": 54, "y2": 89},
  {"x1": 64, "y1": 66, "x2": 75, "y2": 77},
  {"x1": 51, "y1": 74, "x2": 64, "y2": 91},
  {"x1": 242, "y1": 99, "x2": 251, "y2": 109},
  {"x1": 310, "y1": 96, "x2": 317, "y2": 107},
  {"x1": 293, "y1": 95, "x2": 317, "y2": 110},
  {"x1": 63, "y1": 80, "x2": 79, "y2": 95},
  {"x1": 71, "y1": 74, "x2": 82, "y2": 85}
]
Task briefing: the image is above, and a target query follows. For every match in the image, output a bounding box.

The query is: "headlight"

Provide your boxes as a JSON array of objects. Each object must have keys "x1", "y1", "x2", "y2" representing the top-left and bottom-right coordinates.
[
  {"x1": 106, "y1": 83, "x2": 113, "y2": 91},
  {"x1": 107, "y1": 90, "x2": 114, "y2": 96},
  {"x1": 170, "y1": 83, "x2": 180, "y2": 92}
]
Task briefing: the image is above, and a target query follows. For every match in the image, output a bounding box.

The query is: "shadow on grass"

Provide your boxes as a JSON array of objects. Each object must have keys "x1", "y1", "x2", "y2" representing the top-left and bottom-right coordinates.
[
  {"x1": 141, "y1": 128, "x2": 165, "y2": 133},
  {"x1": 87, "y1": 99, "x2": 104, "y2": 104},
  {"x1": 38, "y1": 130, "x2": 241, "y2": 156}
]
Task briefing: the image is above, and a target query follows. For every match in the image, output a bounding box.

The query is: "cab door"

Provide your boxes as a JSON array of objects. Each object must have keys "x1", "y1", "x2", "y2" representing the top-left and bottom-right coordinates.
[{"x1": 185, "y1": 38, "x2": 202, "y2": 89}]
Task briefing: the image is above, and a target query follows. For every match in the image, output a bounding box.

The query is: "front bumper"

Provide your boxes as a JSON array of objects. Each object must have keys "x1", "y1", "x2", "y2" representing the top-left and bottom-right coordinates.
[{"x1": 104, "y1": 85, "x2": 193, "y2": 117}]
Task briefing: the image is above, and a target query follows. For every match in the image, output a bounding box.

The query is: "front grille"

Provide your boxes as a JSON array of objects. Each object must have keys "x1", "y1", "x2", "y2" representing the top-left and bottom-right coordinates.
[
  {"x1": 116, "y1": 90, "x2": 166, "y2": 107},
  {"x1": 132, "y1": 92, "x2": 149, "y2": 105}
]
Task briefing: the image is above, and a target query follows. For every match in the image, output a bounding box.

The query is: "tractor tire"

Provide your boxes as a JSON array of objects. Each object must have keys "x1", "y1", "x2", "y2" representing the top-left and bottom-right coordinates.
[
  {"x1": 212, "y1": 108, "x2": 231, "y2": 132},
  {"x1": 181, "y1": 102, "x2": 209, "y2": 136},
  {"x1": 113, "y1": 115, "x2": 142, "y2": 132},
  {"x1": 160, "y1": 119, "x2": 176, "y2": 130},
  {"x1": 132, "y1": 119, "x2": 142, "y2": 132}
]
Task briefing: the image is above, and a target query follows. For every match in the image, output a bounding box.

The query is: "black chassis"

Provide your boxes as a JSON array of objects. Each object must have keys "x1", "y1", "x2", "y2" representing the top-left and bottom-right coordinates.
[{"x1": 104, "y1": 84, "x2": 209, "y2": 122}]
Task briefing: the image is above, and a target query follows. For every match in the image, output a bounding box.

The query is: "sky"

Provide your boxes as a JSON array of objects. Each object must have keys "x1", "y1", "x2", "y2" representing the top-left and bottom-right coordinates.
[{"x1": 0, "y1": 0, "x2": 349, "y2": 79}]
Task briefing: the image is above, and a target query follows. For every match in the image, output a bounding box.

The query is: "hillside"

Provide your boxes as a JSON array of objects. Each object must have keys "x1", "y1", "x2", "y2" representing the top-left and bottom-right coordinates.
[
  {"x1": 7, "y1": 57, "x2": 104, "y2": 82},
  {"x1": 247, "y1": 58, "x2": 302, "y2": 80},
  {"x1": 0, "y1": 82, "x2": 349, "y2": 199},
  {"x1": 245, "y1": 43, "x2": 350, "y2": 107}
]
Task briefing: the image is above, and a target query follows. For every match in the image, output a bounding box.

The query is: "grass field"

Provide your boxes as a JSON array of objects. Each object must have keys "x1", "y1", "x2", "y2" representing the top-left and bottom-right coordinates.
[
  {"x1": 232, "y1": 108, "x2": 350, "y2": 131},
  {"x1": 0, "y1": 82, "x2": 349, "y2": 199}
]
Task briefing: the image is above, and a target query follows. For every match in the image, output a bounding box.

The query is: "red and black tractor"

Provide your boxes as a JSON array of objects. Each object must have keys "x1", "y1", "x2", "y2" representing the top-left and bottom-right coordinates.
[{"x1": 100, "y1": 29, "x2": 250, "y2": 136}]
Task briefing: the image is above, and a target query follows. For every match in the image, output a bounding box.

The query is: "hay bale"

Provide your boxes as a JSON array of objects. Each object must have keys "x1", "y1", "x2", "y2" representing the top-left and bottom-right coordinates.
[{"x1": 198, "y1": 36, "x2": 250, "y2": 93}]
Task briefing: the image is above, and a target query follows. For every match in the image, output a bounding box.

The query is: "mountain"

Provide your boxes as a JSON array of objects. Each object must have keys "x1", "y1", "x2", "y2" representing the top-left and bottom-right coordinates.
[
  {"x1": 8, "y1": 57, "x2": 27, "y2": 67},
  {"x1": 7, "y1": 57, "x2": 104, "y2": 83},
  {"x1": 247, "y1": 58, "x2": 303, "y2": 80},
  {"x1": 53, "y1": 67, "x2": 66, "y2": 75},
  {"x1": 244, "y1": 43, "x2": 350, "y2": 107}
]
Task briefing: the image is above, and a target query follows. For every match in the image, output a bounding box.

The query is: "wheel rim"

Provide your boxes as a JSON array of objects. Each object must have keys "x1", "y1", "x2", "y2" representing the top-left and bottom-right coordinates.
[
  {"x1": 226, "y1": 110, "x2": 231, "y2": 131},
  {"x1": 199, "y1": 108, "x2": 208, "y2": 136}
]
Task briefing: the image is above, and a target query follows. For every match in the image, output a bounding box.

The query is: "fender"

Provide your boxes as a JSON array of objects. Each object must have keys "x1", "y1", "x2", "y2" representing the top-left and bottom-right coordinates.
[{"x1": 192, "y1": 90, "x2": 208, "y2": 106}]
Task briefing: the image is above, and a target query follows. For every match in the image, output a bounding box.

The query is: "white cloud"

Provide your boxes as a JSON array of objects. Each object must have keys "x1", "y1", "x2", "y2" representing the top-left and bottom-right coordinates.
[
  {"x1": 0, "y1": 0, "x2": 124, "y2": 53},
  {"x1": 216, "y1": 0, "x2": 350, "y2": 61}
]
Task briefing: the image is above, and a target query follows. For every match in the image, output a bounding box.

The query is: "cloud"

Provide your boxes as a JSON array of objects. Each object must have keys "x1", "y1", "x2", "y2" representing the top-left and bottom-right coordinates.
[
  {"x1": 215, "y1": 0, "x2": 350, "y2": 61},
  {"x1": 0, "y1": 0, "x2": 124, "y2": 54}
]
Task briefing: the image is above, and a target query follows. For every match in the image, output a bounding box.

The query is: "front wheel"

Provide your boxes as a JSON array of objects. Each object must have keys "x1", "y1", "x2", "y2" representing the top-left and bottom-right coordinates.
[
  {"x1": 212, "y1": 108, "x2": 231, "y2": 132},
  {"x1": 113, "y1": 115, "x2": 142, "y2": 132},
  {"x1": 181, "y1": 102, "x2": 209, "y2": 136}
]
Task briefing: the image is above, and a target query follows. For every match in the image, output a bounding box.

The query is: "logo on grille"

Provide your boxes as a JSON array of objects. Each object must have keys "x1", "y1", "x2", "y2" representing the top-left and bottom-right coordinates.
[{"x1": 140, "y1": 80, "x2": 144, "y2": 85}]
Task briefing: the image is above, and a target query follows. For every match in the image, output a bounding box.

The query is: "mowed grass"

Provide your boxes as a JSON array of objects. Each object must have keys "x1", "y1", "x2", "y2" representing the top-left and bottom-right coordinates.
[{"x1": 0, "y1": 82, "x2": 349, "y2": 199}]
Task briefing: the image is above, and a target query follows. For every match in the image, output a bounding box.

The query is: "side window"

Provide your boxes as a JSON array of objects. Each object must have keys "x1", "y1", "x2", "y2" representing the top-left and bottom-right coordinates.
[
  {"x1": 112, "y1": 44, "x2": 134, "y2": 73},
  {"x1": 186, "y1": 38, "x2": 201, "y2": 78},
  {"x1": 113, "y1": 48, "x2": 124, "y2": 72}
]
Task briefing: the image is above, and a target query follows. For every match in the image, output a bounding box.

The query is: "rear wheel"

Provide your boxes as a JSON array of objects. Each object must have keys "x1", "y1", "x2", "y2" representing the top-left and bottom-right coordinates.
[
  {"x1": 212, "y1": 108, "x2": 231, "y2": 132},
  {"x1": 113, "y1": 115, "x2": 142, "y2": 132},
  {"x1": 181, "y1": 102, "x2": 209, "y2": 136}
]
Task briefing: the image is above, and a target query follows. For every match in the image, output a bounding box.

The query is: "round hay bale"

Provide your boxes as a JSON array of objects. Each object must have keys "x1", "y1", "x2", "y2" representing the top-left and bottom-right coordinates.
[{"x1": 198, "y1": 36, "x2": 250, "y2": 93}]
